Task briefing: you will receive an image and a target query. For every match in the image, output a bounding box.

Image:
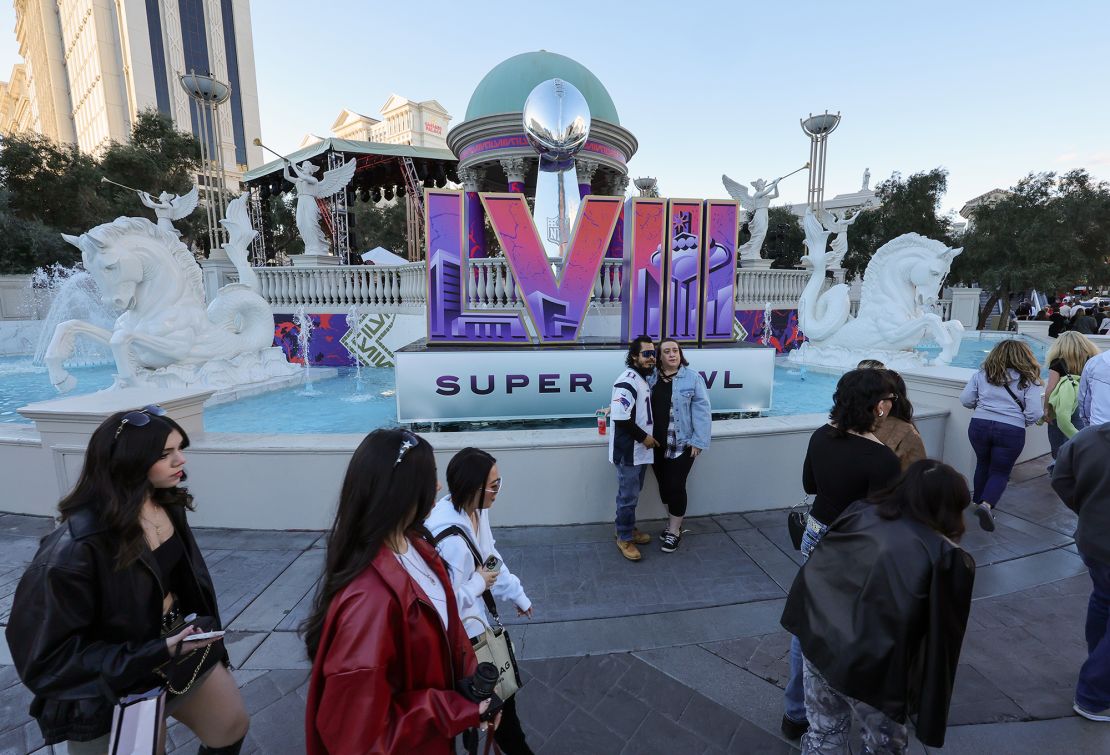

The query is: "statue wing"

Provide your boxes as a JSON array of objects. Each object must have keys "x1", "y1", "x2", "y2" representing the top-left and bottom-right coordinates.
[
  {"x1": 721, "y1": 174, "x2": 755, "y2": 211},
  {"x1": 313, "y1": 159, "x2": 357, "y2": 197},
  {"x1": 169, "y1": 186, "x2": 199, "y2": 219}
]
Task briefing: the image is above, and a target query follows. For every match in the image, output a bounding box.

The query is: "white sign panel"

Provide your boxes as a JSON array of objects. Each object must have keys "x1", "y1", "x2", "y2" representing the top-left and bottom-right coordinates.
[{"x1": 394, "y1": 346, "x2": 775, "y2": 423}]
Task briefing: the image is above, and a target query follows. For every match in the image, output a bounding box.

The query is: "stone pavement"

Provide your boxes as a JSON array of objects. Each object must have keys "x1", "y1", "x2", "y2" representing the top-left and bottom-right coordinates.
[{"x1": 1, "y1": 455, "x2": 1107, "y2": 754}]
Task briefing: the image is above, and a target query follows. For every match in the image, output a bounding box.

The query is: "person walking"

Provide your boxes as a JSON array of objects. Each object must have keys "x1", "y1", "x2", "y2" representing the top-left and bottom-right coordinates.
[
  {"x1": 303, "y1": 429, "x2": 492, "y2": 754},
  {"x1": 427, "y1": 447, "x2": 534, "y2": 754},
  {"x1": 1044, "y1": 332, "x2": 1099, "y2": 466},
  {"x1": 960, "y1": 339, "x2": 1044, "y2": 532},
  {"x1": 1079, "y1": 344, "x2": 1110, "y2": 427},
  {"x1": 1075, "y1": 308, "x2": 1099, "y2": 335},
  {"x1": 782, "y1": 460, "x2": 977, "y2": 753},
  {"x1": 649, "y1": 338, "x2": 711, "y2": 553},
  {"x1": 782, "y1": 369, "x2": 902, "y2": 741},
  {"x1": 1052, "y1": 424, "x2": 1110, "y2": 722},
  {"x1": 610, "y1": 335, "x2": 657, "y2": 561},
  {"x1": 5, "y1": 406, "x2": 248, "y2": 755}
]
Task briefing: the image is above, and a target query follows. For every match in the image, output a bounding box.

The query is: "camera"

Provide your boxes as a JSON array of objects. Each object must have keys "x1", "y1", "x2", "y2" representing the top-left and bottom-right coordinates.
[{"x1": 457, "y1": 662, "x2": 505, "y2": 720}]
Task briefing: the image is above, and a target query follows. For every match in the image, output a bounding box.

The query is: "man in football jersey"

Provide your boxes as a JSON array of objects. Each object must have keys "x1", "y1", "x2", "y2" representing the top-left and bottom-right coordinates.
[{"x1": 610, "y1": 335, "x2": 658, "y2": 561}]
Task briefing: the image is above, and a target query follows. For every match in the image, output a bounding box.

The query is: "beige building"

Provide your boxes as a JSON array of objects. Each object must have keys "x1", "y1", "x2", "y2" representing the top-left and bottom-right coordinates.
[
  {"x1": 1, "y1": 0, "x2": 262, "y2": 181},
  {"x1": 0, "y1": 64, "x2": 35, "y2": 135},
  {"x1": 300, "y1": 95, "x2": 451, "y2": 149}
]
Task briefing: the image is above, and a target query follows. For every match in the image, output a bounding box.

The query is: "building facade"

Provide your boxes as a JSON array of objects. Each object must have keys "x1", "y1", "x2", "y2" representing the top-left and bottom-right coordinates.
[
  {"x1": 300, "y1": 96, "x2": 452, "y2": 150},
  {"x1": 2, "y1": 0, "x2": 262, "y2": 181}
]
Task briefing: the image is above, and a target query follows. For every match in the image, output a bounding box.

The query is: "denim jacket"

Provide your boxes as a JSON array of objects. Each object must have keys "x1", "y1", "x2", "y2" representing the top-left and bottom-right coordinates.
[{"x1": 649, "y1": 365, "x2": 712, "y2": 450}]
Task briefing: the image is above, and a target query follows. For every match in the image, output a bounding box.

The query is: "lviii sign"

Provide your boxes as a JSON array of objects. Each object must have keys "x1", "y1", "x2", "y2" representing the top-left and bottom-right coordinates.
[{"x1": 425, "y1": 190, "x2": 740, "y2": 346}]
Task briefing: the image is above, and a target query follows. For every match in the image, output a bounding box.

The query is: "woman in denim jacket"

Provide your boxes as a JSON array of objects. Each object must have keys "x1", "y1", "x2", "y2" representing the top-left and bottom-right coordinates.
[{"x1": 648, "y1": 338, "x2": 711, "y2": 553}]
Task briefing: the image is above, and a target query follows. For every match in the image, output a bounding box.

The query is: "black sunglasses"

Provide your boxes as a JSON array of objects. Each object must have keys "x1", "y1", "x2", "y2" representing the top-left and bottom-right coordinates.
[
  {"x1": 114, "y1": 405, "x2": 167, "y2": 440},
  {"x1": 640, "y1": 349, "x2": 657, "y2": 358},
  {"x1": 394, "y1": 430, "x2": 420, "y2": 467}
]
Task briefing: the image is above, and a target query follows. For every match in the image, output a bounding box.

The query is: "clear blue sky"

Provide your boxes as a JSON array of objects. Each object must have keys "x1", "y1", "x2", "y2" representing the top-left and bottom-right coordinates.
[{"x1": 1, "y1": 0, "x2": 1107, "y2": 215}]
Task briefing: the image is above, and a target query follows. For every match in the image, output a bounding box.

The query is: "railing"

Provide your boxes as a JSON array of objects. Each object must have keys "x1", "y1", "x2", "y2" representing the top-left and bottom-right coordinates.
[
  {"x1": 255, "y1": 263, "x2": 427, "y2": 309},
  {"x1": 734, "y1": 268, "x2": 824, "y2": 306}
]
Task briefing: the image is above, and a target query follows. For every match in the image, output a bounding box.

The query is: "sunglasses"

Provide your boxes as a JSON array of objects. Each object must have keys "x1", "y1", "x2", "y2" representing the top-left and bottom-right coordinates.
[
  {"x1": 394, "y1": 430, "x2": 420, "y2": 467},
  {"x1": 640, "y1": 349, "x2": 657, "y2": 358},
  {"x1": 485, "y1": 477, "x2": 504, "y2": 494},
  {"x1": 114, "y1": 405, "x2": 167, "y2": 440}
]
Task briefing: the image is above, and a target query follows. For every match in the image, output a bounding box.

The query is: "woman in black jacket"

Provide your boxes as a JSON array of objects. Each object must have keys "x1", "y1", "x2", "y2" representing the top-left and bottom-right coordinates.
[
  {"x1": 5, "y1": 406, "x2": 248, "y2": 754},
  {"x1": 781, "y1": 460, "x2": 976, "y2": 753}
]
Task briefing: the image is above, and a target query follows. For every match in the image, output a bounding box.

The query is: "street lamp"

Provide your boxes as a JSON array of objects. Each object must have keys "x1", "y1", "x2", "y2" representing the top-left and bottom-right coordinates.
[
  {"x1": 179, "y1": 71, "x2": 232, "y2": 253},
  {"x1": 800, "y1": 111, "x2": 841, "y2": 212}
]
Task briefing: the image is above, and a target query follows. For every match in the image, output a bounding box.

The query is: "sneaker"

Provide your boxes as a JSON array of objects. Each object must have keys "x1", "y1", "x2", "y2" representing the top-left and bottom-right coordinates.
[
  {"x1": 660, "y1": 531, "x2": 681, "y2": 553},
  {"x1": 1074, "y1": 701, "x2": 1110, "y2": 721},
  {"x1": 781, "y1": 715, "x2": 809, "y2": 740},
  {"x1": 616, "y1": 538, "x2": 642, "y2": 561},
  {"x1": 631, "y1": 529, "x2": 651, "y2": 545},
  {"x1": 975, "y1": 502, "x2": 996, "y2": 532}
]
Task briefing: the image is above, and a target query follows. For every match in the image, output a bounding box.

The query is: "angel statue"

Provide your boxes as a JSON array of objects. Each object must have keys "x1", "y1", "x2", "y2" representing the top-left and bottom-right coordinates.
[
  {"x1": 284, "y1": 159, "x2": 357, "y2": 256},
  {"x1": 138, "y1": 186, "x2": 198, "y2": 236},
  {"x1": 821, "y1": 209, "x2": 861, "y2": 268},
  {"x1": 722, "y1": 175, "x2": 782, "y2": 261}
]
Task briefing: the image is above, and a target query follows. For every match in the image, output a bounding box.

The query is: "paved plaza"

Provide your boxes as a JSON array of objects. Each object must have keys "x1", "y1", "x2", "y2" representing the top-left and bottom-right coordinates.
[{"x1": 2, "y1": 455, "x2": 1108, "y2": 754}]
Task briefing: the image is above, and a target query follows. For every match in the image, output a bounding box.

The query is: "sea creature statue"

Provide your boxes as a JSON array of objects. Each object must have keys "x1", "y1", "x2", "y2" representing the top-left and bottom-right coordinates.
[
  {"x1": 789, "y1": 209, "x2": 965, "y2": 370},
  {"x1": 44, "y1": 195, "x2": 299, "y2": 392},
  {"x1": 722, "y1": 175, "x2": 781, "y2": 261},
  {"x1": 820, "y1": 208, "x2": 861, "y2": 268},
  {"x1": 138, "y1": 186, "x2": 199, "y2": 236},
  {"x1": 284, "y1": 159, "x2": 357, "y2": 256}
]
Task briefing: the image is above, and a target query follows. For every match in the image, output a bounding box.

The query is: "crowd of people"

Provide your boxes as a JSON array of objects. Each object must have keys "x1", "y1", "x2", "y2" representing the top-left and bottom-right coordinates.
[{"x1": 3, "y1": 331, "x2": 1109, "y2": 754}]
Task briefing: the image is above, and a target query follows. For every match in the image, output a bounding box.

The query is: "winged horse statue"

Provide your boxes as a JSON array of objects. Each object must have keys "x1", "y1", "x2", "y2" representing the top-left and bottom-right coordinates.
[{"x1": 44, "y1": 194, "x2": 299, "y2": 392}]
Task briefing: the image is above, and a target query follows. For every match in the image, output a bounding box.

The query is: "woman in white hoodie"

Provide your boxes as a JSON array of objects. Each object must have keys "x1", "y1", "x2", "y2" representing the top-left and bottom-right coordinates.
[{"x1": 426, "y1": 447, "x2": 533, "y2": 755}]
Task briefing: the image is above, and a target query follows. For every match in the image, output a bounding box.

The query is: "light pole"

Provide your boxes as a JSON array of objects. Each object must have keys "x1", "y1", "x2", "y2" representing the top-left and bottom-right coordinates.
[
  {"x1": 800, "y1": 111, "x2": 841, "y2": 212},
  {"x1": 179, "y1": 71, "x2": 232, "y2": 254}
]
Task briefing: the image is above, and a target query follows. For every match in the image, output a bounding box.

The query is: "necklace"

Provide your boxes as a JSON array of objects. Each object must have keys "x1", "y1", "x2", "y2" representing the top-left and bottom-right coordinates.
[
  {"x1": 660, "y1": 370, "x2": 678, "y2": 383},
  {"x1": 141, "y1": 506, "x2": 168, "y2": 541},
  {"x1": 397, "y1": 548, "x2": 437, "y2": 582}
]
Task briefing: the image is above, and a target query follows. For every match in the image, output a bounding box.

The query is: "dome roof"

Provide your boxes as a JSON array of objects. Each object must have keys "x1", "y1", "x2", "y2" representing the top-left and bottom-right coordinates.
[{"x1": 464, "y1": 51, "x2": 620, "y2": 125}]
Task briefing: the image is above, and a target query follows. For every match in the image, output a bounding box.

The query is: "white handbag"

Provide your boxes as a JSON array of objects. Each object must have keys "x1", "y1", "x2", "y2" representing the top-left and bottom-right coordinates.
[
  {"x1": 108, "y1": 687, "x2": 166, "y2": 755},
  {"x1": 465, "y1": 614, "x2": 521, "y2": 700}
]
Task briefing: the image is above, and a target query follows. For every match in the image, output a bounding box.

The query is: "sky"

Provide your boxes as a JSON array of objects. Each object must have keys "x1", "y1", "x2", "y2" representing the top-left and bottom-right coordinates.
[{"x1": 1, "y1": 0, "x2": 1108, "y2": 216}]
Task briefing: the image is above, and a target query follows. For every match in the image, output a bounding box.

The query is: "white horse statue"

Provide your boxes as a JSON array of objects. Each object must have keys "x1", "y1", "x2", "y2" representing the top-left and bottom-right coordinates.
[
  {"x1": 44, "y1": 194, "x2": 299, "y2": 392},
  {"x1": 789, "y1": 209, "x2": 965, "y2": 370}
]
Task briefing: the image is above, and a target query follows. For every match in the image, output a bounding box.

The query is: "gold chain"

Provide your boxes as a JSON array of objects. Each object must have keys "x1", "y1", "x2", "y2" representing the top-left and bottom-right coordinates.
[{"x1": 157, "y1": 644, "x2": 212, "y2": 696}]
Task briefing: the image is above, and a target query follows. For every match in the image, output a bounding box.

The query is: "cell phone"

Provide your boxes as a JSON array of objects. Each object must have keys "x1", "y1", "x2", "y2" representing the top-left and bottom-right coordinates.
[
  {"x1": 182, "y1": 630, "x2": 225, "y2": 643},
  {"x1": 483, "y1": 555, "x2": 502, "y2": 573}
]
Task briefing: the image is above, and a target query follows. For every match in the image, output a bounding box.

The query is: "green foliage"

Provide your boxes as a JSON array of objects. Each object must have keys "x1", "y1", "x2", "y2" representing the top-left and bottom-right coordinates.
[
  {"x1": 265, "y1": 193, "x2": 302, "y2": 258},
  {"x1": 350, "y1": 200, "x2": 407, "y2": 258},
  {"x1": 846, "y1": 168, "x2": 954, "y2": 278},
  {"x1": 954, "y1": 170, "x2": 1110, "y2": 327},
  {"x1": 763, "y1": 206, "x2": 805, "y2": 269},
  {"x1": 0, "y1": 109, "x2": 202, "y2": 272}
]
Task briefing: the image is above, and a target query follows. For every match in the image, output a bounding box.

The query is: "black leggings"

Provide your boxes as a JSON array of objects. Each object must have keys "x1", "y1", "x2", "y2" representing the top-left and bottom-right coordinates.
[
  {"x1": 652, "y1": 447, "x2": 696, "y2": 517},
  {"x1": 493, "y1": 694, "x2": 532, "y2": 754}
]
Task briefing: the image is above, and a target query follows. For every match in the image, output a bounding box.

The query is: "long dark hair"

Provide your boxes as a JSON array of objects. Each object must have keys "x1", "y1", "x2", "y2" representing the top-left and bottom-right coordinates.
[
  {"x1": 302, "y1": 429, "x2": 437, "y2": 660},
  {"x1": 828, "y1": 368, "x2": 889, "y2": 435},
  {"x1": 872, "y1": 459, "x2": 968, "y2": 541},
  {"x1": 58, "y1": 410, "x2": 193, "y2": 570},
  {"x1": 882, "y1": 369, "x2": 915, "y2": 425},
  {"x1": 446, "y1": 447, "x2": 496, "y2": 514}
]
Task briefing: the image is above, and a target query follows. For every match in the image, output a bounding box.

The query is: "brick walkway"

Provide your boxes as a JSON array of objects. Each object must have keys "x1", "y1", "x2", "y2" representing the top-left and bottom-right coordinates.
[{"x1": 2, "y1": 455, "x2": 1106, "y2": 754}]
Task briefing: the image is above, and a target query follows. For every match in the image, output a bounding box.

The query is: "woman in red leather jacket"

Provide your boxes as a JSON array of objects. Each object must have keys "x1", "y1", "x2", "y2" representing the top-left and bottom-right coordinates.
[{"x1": 303, "y1": 429, "x2": 493, "y2": 754}]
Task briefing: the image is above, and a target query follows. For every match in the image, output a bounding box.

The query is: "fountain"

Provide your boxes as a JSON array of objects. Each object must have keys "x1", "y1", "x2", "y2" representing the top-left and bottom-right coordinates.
[
  {"x1": 294, "y1": 304, "x2": 316, "y2": 395},
  {"x1": 31, "y1": 265, "x2": 115, "y2": 367}
]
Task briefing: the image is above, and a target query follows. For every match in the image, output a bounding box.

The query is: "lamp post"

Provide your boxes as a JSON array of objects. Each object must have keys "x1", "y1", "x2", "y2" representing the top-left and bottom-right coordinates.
[
  {"x1": 800, "y1": 111, "x2": 841, "y2": 213},
  {"x1": 179, "y1": 71, "x2": 232, "y2": 254}
]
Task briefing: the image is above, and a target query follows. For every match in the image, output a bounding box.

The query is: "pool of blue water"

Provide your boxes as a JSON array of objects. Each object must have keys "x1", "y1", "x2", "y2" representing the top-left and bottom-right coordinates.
[{"x1": 0, "y1": 332, "x2": 1048, "y2": 433}]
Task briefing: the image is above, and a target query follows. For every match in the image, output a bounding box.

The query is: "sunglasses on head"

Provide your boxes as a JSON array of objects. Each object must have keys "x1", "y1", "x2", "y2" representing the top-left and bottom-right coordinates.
[
  {"x1": 114, "y1": 405, "x2": 167, "y2": 440},
  {"x1": 393, "y1": 430, "x2": 420, "y2": 467}
]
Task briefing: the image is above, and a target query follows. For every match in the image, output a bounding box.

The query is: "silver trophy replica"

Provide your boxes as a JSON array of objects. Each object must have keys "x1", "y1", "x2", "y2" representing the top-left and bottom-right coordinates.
[{"x1": 522, "y1": 78, "x2": 591, "y2": 260}]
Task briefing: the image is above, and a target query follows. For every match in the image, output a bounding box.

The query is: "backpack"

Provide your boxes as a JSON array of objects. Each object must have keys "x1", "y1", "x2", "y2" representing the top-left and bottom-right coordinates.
[{"x1": 1049, "y1": 374, "x2": 1081, "y2": 437}]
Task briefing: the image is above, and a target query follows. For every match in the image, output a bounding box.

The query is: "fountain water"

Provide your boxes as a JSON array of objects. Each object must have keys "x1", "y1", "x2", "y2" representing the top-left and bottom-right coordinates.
[
  {"x1": 294, "y1": 305, "x2": 316, "y2": 395},
  {"x1": 31, "y1": 265, "x2": 115, "y2": 367},
  {"x1": 761, "y1": 301, "x2": 772, "y2": 347},
  {"x1": 345, "y1": 303, "x2": 367, "y2": 391}
]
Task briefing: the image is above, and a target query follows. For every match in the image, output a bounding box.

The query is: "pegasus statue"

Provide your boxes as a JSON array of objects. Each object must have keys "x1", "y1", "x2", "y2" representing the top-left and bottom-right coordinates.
[
  {"x1": 44, "y1": 194, "x2": 299, "y2": 392},
  {"x1": 789, "y1": 209, "x2": 965, "y2": 370}
]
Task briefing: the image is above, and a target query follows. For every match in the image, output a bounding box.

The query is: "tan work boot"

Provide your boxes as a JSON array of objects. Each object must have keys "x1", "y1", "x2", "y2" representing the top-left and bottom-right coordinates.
[
  {"x1": 616, "y1": 538, "x2": 642, "y2": 561},
  {"x1": 616, "y1": 529, "x2": 652, "y2": 545}
]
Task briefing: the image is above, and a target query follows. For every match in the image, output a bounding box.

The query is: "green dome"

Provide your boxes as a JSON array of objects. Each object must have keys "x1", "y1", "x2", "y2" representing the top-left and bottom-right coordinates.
[{"x1": 464, "y1": 51, "x2": 620, "y2": 125}]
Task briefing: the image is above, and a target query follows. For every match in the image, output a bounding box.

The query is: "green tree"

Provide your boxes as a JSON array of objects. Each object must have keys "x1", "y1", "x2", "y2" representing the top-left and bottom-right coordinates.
[
  {"x1": 0, "y1": 189, "x2": 76, "y2": 274},
  {"x1": 762, "y1": 206, "x2": 805, "y2": 269},
  {"x1": 953, "y1": 170, "x2": 1110, "y2": 329},
  {"x1": 350, "y1": 200, "x2": 407, "y2": 258},
  {"x1": 846, "y1": 168, "x2": 955, "y2": 278}
]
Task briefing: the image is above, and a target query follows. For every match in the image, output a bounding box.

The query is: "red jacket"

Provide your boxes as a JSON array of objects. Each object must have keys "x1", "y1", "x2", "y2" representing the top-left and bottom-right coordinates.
[{"x1": 305, "y1": 536, "x2": 479, "y2": 754}]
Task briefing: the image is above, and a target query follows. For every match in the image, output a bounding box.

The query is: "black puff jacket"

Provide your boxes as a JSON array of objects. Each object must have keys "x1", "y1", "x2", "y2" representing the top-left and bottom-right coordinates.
[{"x1": 4, "y1": 504, "x2": 225, "y2": 745}]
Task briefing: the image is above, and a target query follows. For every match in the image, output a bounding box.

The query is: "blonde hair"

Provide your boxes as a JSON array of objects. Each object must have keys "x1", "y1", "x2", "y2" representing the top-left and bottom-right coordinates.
[
  {"x1": 982, "y1": 339, "x2": 1042, "y2": 388},
  {"x1": 1046, "y1": 331, "x2": 1100, "y2": 376}
]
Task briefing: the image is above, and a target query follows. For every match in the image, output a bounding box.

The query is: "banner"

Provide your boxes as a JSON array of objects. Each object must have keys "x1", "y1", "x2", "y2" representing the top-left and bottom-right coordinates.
[{"x1": 395, "y1": 346, "x2": 774, "y2": 423}]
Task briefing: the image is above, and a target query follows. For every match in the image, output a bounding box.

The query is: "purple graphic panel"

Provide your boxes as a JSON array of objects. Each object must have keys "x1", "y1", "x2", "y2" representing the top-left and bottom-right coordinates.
[
  {"x1": 273, "y1": 313, "x2": 353, "y2": 366},
  {"x1": 425, "y1": 190, "x2": 529, "y2": 344},
  {"x1": 735, "y1": 308, "x2": 802, "y2": 353},
  {"x1": 606, "y1": 204, "x2": 625, "y2": 259},
  {"x1": 622, "y1": 198, "x2": 667, "y2": 341},
  {"x1": 482, "y1": 193, "x2": 623, "y2": 343},
  {"x1": 701, "y1": 200, "x2": 739, "y2": 341},
  {"x1": 466, "y1": 191, "x2": 487, "y2": 258},
  {"x1": 665, "y1": 200, "x2": 704, "y2": 342}
]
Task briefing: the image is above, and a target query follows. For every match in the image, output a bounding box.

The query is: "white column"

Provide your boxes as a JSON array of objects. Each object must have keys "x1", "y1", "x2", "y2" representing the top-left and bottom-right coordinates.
[{"x1": 949, "y1": 287, "x2": 982, "y2": 329}]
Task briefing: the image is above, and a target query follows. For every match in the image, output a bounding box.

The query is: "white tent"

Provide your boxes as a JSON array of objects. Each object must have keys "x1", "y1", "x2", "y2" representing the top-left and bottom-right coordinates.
[{"x1": 360, "y1": 246, "x2": 407, "y2": 265}]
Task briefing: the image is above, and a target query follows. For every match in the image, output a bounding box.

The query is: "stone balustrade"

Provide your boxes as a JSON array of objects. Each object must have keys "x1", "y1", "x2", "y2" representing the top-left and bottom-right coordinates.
[{"x1": 734, "y1": 268, "x2": 818, "y2": 307}]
